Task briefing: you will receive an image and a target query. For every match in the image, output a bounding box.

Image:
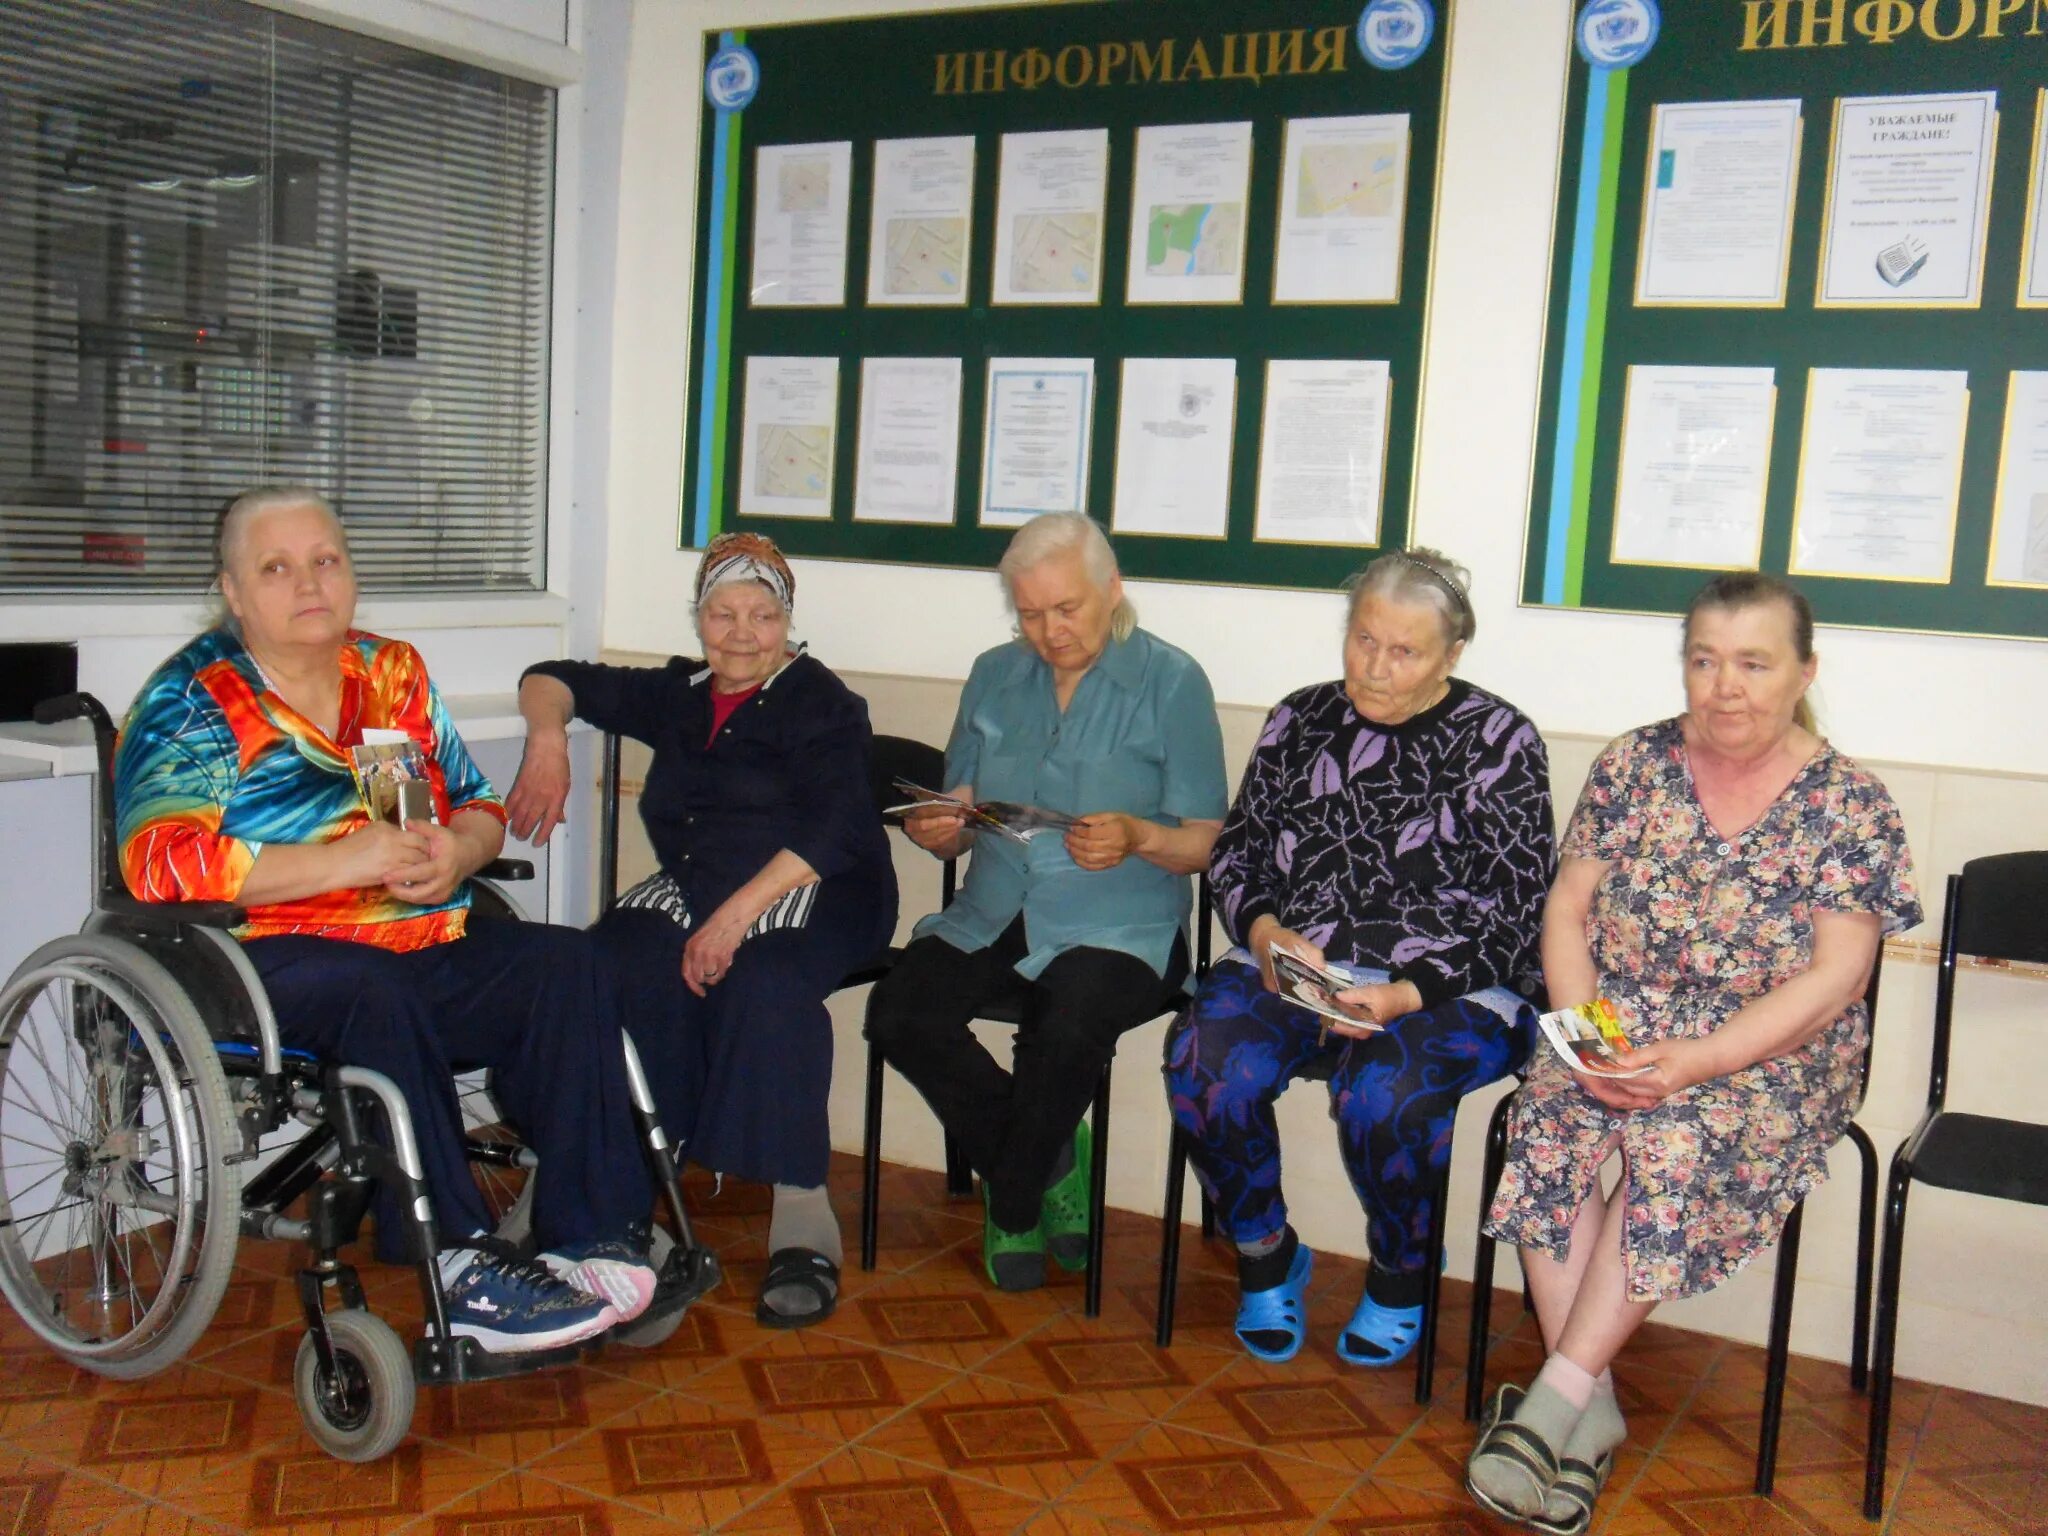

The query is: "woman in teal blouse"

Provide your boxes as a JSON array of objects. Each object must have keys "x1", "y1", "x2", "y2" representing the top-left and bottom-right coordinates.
[{"x1": 866, "y1": 512, "x2": 1228, "y2": 1291}]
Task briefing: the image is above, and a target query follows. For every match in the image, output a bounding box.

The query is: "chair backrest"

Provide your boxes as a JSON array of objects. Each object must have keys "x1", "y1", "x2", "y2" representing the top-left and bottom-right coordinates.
[
  {"x1": 1928, "y1": 852, "x2": 2048, "y2": 1110},
  {"x1": 1850, "y1": 945, "x2": 1885, "y2": 1113},
  {"x1": 868, "y1": 734, "x2": 957, "y2": 904}
]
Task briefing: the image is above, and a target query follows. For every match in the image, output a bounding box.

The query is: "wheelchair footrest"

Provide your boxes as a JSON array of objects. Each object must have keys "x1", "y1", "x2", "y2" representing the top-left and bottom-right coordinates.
[{"x1": 412, "y1": 1331, "x2": 603, "y2": 1386}]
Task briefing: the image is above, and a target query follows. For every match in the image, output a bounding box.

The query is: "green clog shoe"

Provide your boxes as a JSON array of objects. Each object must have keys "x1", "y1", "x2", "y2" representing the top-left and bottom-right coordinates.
[
  {"x1": 982, "y1": 1180, "x2": 1046, "y2": 1291},
  {"x1": 1040, "y1": 1118, "x2": 1092, "y2": 1272}
]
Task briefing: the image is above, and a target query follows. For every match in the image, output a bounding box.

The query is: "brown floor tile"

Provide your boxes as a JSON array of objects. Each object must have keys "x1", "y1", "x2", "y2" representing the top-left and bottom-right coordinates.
[
  {"x1": 975, "y1": 1314, "x2": 1235, "y2": 1424},
  {"x1": 676, "y1": 1327, "x2": 961, "y2": 1443},
  {"x1": 417, "y1": 1361, "x2": 662, "y2": 1468},
  {"x1": 1319, "y1": 1473, "x2": 1529, "y2": 1533},
  {"x1": 1887, "y1": 1455, "x2": 2048, "y2": 1536},
  {"x1": 720, "y1": 1442, "x2": 1045, "y2": 1536},
  {"x1": 1148, "y1": 1358, "x2": 1407, "y2": 1476},
  {"x1": 522, "y1": 1385, "x2": 836, "y2": 1526},
  {"x1": 0, "y1": 1441, "x2": 169, "y2": 1535},
  {"x1": 1059, "y1": 1419, "x2": 1363, "y2": 1532},
  {"x1": 860, "y1": 1369, "x2": 1147, "y2": 1502},
  {"x1": 425, "y1": 1469, "x2": 684, "y2": 1533}
]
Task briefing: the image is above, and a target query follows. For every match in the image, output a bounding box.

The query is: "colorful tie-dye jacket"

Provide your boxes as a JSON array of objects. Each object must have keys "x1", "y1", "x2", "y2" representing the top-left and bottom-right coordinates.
[{"x1": 115, "y1": 628, "x2": 506, "y2": 951}]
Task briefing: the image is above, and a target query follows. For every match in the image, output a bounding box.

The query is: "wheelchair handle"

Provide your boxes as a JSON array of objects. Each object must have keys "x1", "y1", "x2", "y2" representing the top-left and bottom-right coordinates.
[{"x1": 34, "y1": 691, "x2": 112, "y2": 733}]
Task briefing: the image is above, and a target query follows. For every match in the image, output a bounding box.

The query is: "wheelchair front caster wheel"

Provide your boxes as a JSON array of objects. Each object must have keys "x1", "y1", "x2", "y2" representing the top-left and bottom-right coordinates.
[{"x1": 293, "y1": 1311, "x2": 416, "y2": 1462}]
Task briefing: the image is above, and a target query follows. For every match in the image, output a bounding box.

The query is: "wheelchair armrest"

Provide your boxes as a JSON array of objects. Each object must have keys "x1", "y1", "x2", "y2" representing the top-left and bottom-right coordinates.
[
  {"x1": 98, "y1": 891, "x2": 246, "y2": 928},
  {"x1": 478, "y1": 858, "x2": 534, "y2": 882}
]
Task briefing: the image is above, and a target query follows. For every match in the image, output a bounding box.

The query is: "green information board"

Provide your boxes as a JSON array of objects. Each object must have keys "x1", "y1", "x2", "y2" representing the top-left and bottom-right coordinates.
[
  {"x1": 1523, "y1": 1, "x2": 2048, "y2": 639},
  {"x1": 681, "y1": 0, "x2": 1454, "y2": 590}
]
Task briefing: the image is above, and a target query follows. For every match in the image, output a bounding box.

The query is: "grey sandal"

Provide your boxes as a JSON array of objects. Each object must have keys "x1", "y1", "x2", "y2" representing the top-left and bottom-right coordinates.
[
  {"x1": 1527, "y1": 1450, "x2": 1614, "y2": 1536},
  {"x1": 1465, "y1": 1382, "x2": 1561, "y2": 1524}
]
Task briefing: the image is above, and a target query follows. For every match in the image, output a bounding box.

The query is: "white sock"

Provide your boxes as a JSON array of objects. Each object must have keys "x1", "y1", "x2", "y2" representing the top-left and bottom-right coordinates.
[
  {"x1": 1534, "y1": 1352, "x2": 1600, "y2": 1411},
  {"x1": 768, "y1": 1183, "x2": 842, "y2": 1265}
]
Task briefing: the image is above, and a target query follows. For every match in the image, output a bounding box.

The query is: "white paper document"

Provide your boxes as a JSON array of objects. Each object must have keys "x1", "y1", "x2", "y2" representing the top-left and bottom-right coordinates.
[
  {"x1": 750, "y1": 141, "x2": 853, "y2": 308},
  {"x1": 992, "y1": 129, "x2": 1109, "y2": 306},
  {"x1": 1126, "y1": 121, "x2": 1254, "y2": 305},
  {"x1": 867, "y1": 136, "x2": 974, "y2": 307},
  {"x1": 1636, "y1": 100, "x2": 1801, "y2": 306},
  {"x1": 1273, "y1": 115, "x2": 1410, "y2": 304},
  {"x1": 738, "y1": 356, "x2": 839, "y2": 519},
  {"x1": 1818, "y1": 92, "x2": 1996, "y2": 308},
  {"x1": 1791, "y1": 368, "x2": 1968, "y2": 582},
  {"x1": 2022, "y1": 91, "x2": 2048, "y2": 307},
  {"x1": 1111, "y1": 358, "x2": 1237, "y2": 538},
  {"x1": 1988, "y1": 372, "x2": 2048, "y2": 587},
  {"x1": 853, "y1": 357, "x2": 962, "y2": 525},
  {"x1": 1254, "y1": 360, "x2": 1390, "y2": 546},
  {"x1": 980, "y1": 358, "x2": 1095, "y2": 527},
  {"x1": 1612, "y1": 365, "x2": 1776, "y2": 570}
]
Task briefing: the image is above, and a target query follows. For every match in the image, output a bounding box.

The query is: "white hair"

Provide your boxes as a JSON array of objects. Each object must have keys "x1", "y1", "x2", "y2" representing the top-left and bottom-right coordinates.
[
  {"x1": 215, "y1": 485, "x2": 346, "y2": 576},
  {"x1": 1343, "y1": 546, "x2": 1475, "y2": 648},
  {"x1": 996, "y1": 512, "x2": 1137, "y2": 643}
]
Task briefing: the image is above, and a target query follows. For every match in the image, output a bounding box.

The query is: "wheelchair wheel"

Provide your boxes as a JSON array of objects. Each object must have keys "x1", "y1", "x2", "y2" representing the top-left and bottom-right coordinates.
[
  {"x1": 293, "y1": 1309, "x2": 415, "y2": 1463},
  {"x1": 0, "y1": 935, "x2": 243, "y2": 1377},
  {"x1": 456, "y1": 1074, "x2": 535, "y2": 1250}
]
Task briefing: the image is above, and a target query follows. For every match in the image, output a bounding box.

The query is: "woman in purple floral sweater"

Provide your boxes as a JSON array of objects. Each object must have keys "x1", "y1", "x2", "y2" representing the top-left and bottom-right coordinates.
[{"x1": 1164, "y1": 549, "x2": 1554, "y2": 1369}]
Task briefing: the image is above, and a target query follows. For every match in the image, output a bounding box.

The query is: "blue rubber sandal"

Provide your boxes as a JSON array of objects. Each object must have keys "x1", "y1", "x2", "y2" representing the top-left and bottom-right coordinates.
[
  {"x1": 1234, "y1": 1243, "x2": 1313, "y2": 1363},
  {"x1": 1335, "y1": 1290, "x2": 1424, "y2": 1367}
]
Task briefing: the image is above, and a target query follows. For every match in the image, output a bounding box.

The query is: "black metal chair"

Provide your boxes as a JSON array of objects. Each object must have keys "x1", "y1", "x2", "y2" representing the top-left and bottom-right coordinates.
[
  {"x1": 1865, "y1": 855, "x2": 2048, "y2": 1520},
  {"x1": 856, "y1": 739, "x2": 1214, "y2": 1317},
  {"x1": 1154, "y1": 1017, "x2": 1489, "y2": 1406},
  {"x1": 1465, "y1": 956, "x2": 1887, "y2": 1498}
]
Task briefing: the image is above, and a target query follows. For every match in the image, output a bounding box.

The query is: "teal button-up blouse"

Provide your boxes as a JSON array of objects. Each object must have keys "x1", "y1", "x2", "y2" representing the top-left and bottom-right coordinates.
[{"x1": 914, "y1": 628, "x2": 1229, "y2": 980}]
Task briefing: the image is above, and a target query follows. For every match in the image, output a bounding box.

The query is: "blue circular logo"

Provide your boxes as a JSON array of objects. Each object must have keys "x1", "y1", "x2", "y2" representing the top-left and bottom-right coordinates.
[
  {"x1": 1576, "y1": 0, "x2": 1660, "y2": 68},
  {"x1": 1357, "y1": 0, "x2": 1435, "y2": 70},
  {"x1": 704, "y1": 45, "x2": 759, "y2": 111}
]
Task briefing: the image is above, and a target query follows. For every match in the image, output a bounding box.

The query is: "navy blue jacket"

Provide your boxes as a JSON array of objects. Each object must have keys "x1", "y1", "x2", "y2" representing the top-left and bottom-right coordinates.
[{"x1": 523, "y1": 653, "x2": 894, "y2": 922}]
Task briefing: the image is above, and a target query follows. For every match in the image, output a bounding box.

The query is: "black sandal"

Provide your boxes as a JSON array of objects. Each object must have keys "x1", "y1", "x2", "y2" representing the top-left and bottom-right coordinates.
[
  {"x1": 755, "y1": 1247, "x2": 840, "y2": 1329},
  {"x1": 1465, "y1": 1382, "x2": 1560, "y2": 1523}
]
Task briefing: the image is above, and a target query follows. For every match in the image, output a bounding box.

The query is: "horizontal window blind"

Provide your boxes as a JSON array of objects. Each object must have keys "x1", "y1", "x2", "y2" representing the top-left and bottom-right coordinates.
[{"x1": 0, "y1": 0, "x2": 552, "y2": 593}]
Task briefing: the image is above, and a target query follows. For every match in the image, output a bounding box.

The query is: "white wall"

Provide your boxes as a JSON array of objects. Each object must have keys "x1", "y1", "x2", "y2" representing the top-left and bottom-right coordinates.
[{"x1": 601, "y1": 0, "x2": 2048, "y2": 776}]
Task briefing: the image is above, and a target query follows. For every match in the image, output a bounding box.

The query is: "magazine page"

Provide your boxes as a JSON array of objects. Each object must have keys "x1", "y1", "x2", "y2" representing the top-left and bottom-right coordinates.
[
  {"x1": 884, "y1": 778, "x2": 1077, "y2": 843},
  {"x1": 349, "y1": 730, "x2": 437, "y2": 826},
  {"x1": 1270, "y1": 946, "x2": 1382, "y2": 1038},
  {"x1": 1537, "y1": 999, "x2": 1653, "y2": 1078}
]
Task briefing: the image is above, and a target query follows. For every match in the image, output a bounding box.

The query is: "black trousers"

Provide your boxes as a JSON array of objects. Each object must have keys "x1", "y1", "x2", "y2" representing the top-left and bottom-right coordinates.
[
  {"x1": 245, "y1": 917, "x2": 653, "y2": 1254},
  {"x1": 865, "y1": 916, "x2": 1187, "y2": 1231}
]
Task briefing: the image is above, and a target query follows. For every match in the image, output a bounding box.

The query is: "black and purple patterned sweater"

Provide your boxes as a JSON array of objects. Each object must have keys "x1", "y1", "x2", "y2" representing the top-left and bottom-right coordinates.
[{"x1": 1211, "y1": 677, "x2": 1556, "y2": 1008}]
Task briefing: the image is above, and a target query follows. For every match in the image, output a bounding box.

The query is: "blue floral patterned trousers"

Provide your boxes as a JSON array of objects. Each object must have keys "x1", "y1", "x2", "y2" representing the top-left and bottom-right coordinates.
[{"x1": 1164, "y1": 957, "x2": 1532, "y2": 1272}]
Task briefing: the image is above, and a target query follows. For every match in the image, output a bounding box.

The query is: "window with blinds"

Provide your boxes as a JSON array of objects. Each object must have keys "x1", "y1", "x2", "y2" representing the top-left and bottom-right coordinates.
[{"x1": 0, "y1": 0, "x2": 553, "y2": 594}]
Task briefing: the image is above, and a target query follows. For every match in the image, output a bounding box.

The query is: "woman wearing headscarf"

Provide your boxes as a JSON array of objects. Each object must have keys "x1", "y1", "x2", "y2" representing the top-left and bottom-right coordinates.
[{"x1": 509, "y1": 533, "x2": 896, "y2": 1328}]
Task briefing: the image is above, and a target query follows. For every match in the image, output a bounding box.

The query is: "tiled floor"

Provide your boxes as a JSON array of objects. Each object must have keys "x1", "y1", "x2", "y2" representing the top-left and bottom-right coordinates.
[{"x1": 0, "y1": 1152, "x2": 2038, "y2": 1534}]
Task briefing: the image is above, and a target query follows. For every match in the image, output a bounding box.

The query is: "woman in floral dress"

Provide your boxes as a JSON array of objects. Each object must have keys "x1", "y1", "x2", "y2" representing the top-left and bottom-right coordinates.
[{"x1": 1468, "y1": 573, "x2": 1920, "y2": 1536}]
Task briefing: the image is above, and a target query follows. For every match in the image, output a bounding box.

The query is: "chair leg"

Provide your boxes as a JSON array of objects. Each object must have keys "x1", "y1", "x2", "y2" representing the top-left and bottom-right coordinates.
[
  {"x1": 1157, "y1": 1122, "x2": 1189, "y2": 1348},
  {"x1": 1756, "y1": 1201, "x2": 1805, "y2": 1495},
  {"x1": 860, "y1": 1035, "x2": 885, "y2": 1272},
  {"x1": 1200, "y1": 1187, "x2": 1216, "y2": 1241},
  {"x1": 1463, "y1": 1089, "x2": 1515, "y2": 1421},
  {"x1": 1085, "y1": 1064, "x2": 1112, "y2": 1318},
  {"x1": 943, "y1": 1131, "x2": 974, "y2": 1199},
  {"x1": 1846, "y1": 1121, "x2": 1879, "y2": 1393},
  {"x1": 1864, "y1": 1156, "x2": 1914, "y2": 1521},
  {"x1": 1415, "y1": 1164, "x2": 1451, "y2": 1406}
]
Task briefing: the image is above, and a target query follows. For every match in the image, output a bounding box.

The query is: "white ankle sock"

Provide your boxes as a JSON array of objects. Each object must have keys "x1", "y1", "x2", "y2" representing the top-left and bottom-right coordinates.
[{"x1": 1534, "y1": 1352, "x2": 1601, "y2": 1411}]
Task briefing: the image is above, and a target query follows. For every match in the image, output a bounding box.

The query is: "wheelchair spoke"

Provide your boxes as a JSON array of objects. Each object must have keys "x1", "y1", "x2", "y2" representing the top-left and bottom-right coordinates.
[{"x1": 14, "y1": 993, "x2": 91, "y2": 1140}]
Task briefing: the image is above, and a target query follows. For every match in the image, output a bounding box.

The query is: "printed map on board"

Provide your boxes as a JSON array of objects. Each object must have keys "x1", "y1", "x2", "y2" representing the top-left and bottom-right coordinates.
[
  {"x1": 883, "y1": 217, "x2": 966, "y2": 296},
  {"x1": 1008, "y1": 213, "x2": 1098, "y2": 293},
  {"x1": 1296, "y1": 144, "x2": 1400, "y2": 219},
  {"x1": 778, "y1": 158, "x2": 832, "y2": 213},
  {"x1": 1145, "y1": 202, "x2": 1241, "y2": 277},
  {"x1": 755, "y1": 426, "x2": 831, "y2": 499}
]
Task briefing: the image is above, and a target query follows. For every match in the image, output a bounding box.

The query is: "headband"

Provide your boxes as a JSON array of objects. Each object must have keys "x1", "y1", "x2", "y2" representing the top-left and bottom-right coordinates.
[
  {"x1": 1388, "y1": 550, "x2": 1470, "y2": 617},
  {"x1": 695, "y1": 532, "x2": 795, "y2": 613}
]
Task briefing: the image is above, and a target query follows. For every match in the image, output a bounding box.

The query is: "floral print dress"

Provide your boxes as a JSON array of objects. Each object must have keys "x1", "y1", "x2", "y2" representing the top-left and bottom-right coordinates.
[{"x1": 1483, "y1": 719, "x2": 1922, "y2": 1301}]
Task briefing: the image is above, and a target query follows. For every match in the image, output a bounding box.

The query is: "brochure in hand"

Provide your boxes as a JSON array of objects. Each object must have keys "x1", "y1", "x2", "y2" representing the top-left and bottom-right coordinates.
[
  {"x1": 1270, "y1": 945, "x2": 1381, "y2": 1044},
  {"x1": 349, "y1": 728, "x2": 438, "y2": 827},
  {"x1": 883, "y1": 778, "x2": 1079, "y2": 844},
  {"x1": 1536, "y1": 998, "x2": 1653, "y2": 1078}
]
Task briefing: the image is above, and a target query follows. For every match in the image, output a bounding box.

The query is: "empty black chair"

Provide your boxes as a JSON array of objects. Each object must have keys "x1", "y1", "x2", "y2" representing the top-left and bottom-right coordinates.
[
  {"x1": 1465, "y1": 957, "x2": 1887, "y2": 1496},
  {"x1": 1865, "y1": 855, "x2": 2048, "y2": 1520}
]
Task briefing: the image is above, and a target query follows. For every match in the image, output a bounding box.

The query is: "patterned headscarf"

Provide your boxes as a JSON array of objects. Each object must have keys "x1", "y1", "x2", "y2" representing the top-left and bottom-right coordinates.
[{"x1": 694, "y1": 531, "x2": 795, "y2": 614}]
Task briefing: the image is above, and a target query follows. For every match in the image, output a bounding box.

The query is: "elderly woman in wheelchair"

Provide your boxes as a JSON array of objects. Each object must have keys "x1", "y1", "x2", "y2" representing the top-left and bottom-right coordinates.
[{"x1": 0, "y1": 486, "x2": 713, "y2": 1459}]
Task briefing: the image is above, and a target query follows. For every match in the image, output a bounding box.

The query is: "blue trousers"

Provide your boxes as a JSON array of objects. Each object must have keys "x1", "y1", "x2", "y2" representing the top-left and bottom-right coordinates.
[
  {"x1": 245, "y1": 917, "x2": 653, "y2": 1253},
  {"x1": 1163, "y1": 958, "x2": 1531, "y2": 1272}
]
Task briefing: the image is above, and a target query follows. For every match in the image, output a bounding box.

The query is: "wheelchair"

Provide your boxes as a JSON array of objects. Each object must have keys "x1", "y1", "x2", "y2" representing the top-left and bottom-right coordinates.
[{"x1": 0, "y1": 694, "x2": 721, "y2": 1462}]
